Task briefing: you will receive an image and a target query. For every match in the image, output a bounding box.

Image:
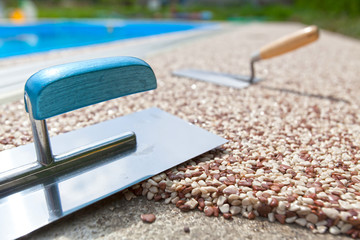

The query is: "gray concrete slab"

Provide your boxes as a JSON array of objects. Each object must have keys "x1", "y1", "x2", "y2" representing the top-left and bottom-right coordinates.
[{"x1": 26, "y1": 194, "x2": 346, "y2": 240}]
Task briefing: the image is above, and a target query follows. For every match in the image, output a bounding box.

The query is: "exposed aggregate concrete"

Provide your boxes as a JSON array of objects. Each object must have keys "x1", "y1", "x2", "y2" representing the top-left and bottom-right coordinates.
[{"x1": 1, "y1": 23, "x2": 360, "y2": 239}]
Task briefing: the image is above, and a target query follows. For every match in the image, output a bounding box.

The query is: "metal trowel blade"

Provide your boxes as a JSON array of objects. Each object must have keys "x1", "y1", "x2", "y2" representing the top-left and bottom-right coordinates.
[
  {"x1": 0, "y1": 107, "x2": 227, "y2": 240},
  {"x1": 173, "y1": 69, "x2": 262, "y2": 89}
]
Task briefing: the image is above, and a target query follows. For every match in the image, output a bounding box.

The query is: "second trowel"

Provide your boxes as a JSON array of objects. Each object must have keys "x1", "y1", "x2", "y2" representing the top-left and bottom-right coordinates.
[{"x1": 173, "y1": 25, "x2": 319, "y2": 89}]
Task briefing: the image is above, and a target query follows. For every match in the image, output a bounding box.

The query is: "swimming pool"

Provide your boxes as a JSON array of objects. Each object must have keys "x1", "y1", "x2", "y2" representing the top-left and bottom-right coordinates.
[{"x1": 0, "y1": 20, "x2": 213, "y2": 58}]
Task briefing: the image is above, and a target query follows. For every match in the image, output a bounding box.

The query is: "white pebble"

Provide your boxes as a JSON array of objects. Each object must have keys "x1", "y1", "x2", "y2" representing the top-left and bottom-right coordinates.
[
  {"x1": 276, "y1": 208, "x2": 286, "y2": 215},
  {"x1": 278, "y1": 201, "x2": 286, "y2": 211},
  {"x1": 339, "y1": 200, "x2": 352, "y2": 210},
  {"x1": 219, "y1": 204, "x2": 230, "y2": 213},
  {"x1": 230, "y1": 206, "x2": 241, "y2": 215},
  {"x1": 203, "y1": 186, "x2": 218, "y2": 193},
  {"x1": 170, "y1": 192, "x2": 177, "y2": 198},
  {"x1": 185, "y1": 198, "x2": 198, "y2": 209},
  {"x1": 144, "y1": 182, "x2": 151, "y2": 189},
  {"x1": 149, "y1": 186, "x2": 158, "y2": 194},
  {"x1": 296, "y1": 206, "x2": 311, "y2": 215},
  {"x1": 200, "y1": 187, "x2": 208, "y2": 194},
  {"x1": 185, "y1": 178, "x2": 192, "y2": 184},
  {"x1": 228, "y1": 194, "x2": 240, "y2": 201},
  {"x1": 268, "y1": 213, "x2": 275, "y2": 222},
  {"x1": 147, "y1": 191, "x2": 154, "y2": 200},
  {"x1": 217, "y1": 195, "x2": 227, "y2": 206},
  {"x1": 285, "y1": 216, "x2": 297, "y2": 223},
  {"x1": 289, "y1": 202, "x2": 300, "y2": 212},
  {"x1": 305, "y1": 213, "x2": 318, "y2": 224},
  {"x1": 295, "y1": 218, "x2": 307, "y2": 227},
  {"x1": 246, "y1": 205, "x2": 253, "y2": 212},
  {"x1": 152, "y1": 175, "x2": 162, "y2": 183},
  {"x1": 316, "y1": 220, "x2": 328, "y2": 227},
  {"x1": 247, "y1": 191, "x2": 255, "y2": 198},
  {"x1": 148, "y1": 178, "x2": 159, "y2": 186},
  {"x1": 239, "y1": 193, "x2": 247, "y2": 199},
  {"x1": 317, "y1": 226, "x2": 327, "y2": 234},
  {"x1": 341, "y1": 193, "x2": 355, "y2": 200},
  {"x1": 302, "y1": 197, "x2": 314, "y2": 205},
  {"x1": 191, "y1": 181, "x2": 199, "y2": 188},
  {"x1": 171, "y1": 197, "x2": 180, "y2": 204},
  {"x1": 322, "y1": 208, "x2": 339, "y2": 219},
  {"x1": 305, "y1": 187, "x2": 316, "y2": 195},
  {"x1": 231, "y1": 200, "x2": 241, "y2": 206},
  {"x1": 242, "y1": 187, "x2": 252, "y2": 192},
  {"x1": 201, "y1": 193, "x2": 210, "y2": 198},
  {"x1": 223, "y1": 185, "x2": 239, "y2": 195},
  {"x1": 317, "y1": 192, "x2": 327, "y2": 198},
  {"x1": 242, "y1": 198, "x2": 251, "y2": 206},
  {"x1": 124, "y1": 191, "x2": 135, "y2": 201},
  {"x1": 329, "y1": 226, "x2": 340, "y2": 235},
  {"x1": 164, "y1": 197, "x2": 171, "y2": 204},
  {"x1": 191, "y1": 188, "x2": 201, "y2": 196},
  {"x1": 198, "y1": 180, "x2": 206, "y2": 186},
  {"x1": 249, "y1": 197, "x2": 258, "y2": 205},
  {"x1": 199, "y1": 173, "x2": 207, "y2": 180},
  {"x1": 293, "y1": 189, "x2": 304, "y2": 195},
  {"x1": 219, "y1": 176, "x2": 227, "y2": 182},
  {"x1": 337, "y1": 221, "x2": 344, "y2": 228},
  {"x1": 175, "y1": 185, "x2": 184, "y2": 191},
  {"x1": 159, "y1": 173, "x2": 167, "y2": 180},
  {"x1": 341, "y1": 223, "x2": 353, "y2": 233}
]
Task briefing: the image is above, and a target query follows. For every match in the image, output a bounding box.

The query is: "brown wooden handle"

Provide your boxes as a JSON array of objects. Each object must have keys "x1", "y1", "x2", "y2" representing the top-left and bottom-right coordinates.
[{"x1": 255, "y1": 25, "x2": 319, "y2": 61}]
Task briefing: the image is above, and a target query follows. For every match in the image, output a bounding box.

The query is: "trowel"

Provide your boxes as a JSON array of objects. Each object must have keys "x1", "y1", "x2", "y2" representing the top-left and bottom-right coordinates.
[
  {"x1": 0, "y1": 56, "x2": 227, "y2": 239},
  {"x1": 173, "y1": 25, "x2": 319, "y2": 88}
]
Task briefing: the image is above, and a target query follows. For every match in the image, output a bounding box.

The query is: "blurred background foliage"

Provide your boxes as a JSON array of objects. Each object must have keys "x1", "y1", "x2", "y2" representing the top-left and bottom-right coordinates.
[{"x1": 1, "y1": 0, "x2": 360, "y2": 39}]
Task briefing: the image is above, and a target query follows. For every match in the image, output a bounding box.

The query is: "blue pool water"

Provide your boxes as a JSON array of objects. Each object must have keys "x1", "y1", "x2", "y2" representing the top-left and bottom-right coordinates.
[{"x1": 0, "y1": 20, "x2": 212, "y2": 58}]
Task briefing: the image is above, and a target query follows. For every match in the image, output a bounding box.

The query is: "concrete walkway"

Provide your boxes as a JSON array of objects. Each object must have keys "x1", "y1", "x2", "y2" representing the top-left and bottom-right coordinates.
[{"x1": 26, "y1": 193, "x2": 345, "y2": 240}]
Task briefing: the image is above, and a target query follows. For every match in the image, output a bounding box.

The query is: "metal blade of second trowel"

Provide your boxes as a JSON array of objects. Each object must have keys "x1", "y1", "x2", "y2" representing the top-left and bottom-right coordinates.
[
  {"x1": 0, "y1": 107, "x2": 227, "y2": 240},
  {"x1": 173, "y1": 69, "x2": 262, "y2": 89}
]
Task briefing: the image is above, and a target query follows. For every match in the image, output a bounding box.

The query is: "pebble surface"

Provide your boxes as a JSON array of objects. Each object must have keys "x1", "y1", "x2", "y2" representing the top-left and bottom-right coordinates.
[{"x1": 1, "y1": 23, "x2": 360, "y2": 239}]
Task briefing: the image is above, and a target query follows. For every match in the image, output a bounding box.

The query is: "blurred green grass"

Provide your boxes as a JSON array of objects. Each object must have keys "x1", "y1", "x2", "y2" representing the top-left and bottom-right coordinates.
[{"x1": 36, "y1": 0, "x2": 360, "y2": 39}]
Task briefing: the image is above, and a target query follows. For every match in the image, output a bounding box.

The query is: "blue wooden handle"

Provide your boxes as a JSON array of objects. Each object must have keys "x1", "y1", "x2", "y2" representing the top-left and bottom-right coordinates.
[{"x1": 25, "y1": 56, "x2": 157, "y2": 120}]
